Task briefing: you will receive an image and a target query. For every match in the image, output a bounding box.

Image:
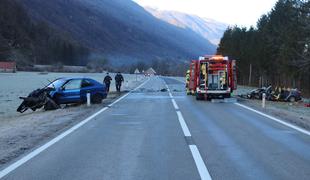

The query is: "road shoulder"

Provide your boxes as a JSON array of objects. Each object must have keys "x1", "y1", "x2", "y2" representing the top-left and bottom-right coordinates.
[
  {"x1": 0, "y1": 91, "x2": 130, "y2": 170},
  {"x1": 236, "y1": 97, "x2": 310, "y2": 131}
]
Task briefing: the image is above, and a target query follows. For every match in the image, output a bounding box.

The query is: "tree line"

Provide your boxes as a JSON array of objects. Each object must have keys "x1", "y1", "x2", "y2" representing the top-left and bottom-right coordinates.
[{"x1": 217, "y1": 0, "x2": 310, "y2": 96}]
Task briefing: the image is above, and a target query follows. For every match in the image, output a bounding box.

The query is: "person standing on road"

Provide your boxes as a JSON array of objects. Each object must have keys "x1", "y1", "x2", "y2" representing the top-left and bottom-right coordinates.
[
  {"x1": 115, "y1": 72, "x2": 124, "y2": 92},
  {"x1": 104, "y1": 72, "x2": 112, "y2": 93},
  {"x1": 185, "y1": 70, "x2": 190, "y2": 95}
]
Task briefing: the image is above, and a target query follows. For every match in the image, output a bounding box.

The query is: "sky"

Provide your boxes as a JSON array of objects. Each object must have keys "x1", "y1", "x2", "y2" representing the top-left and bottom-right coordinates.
[{"x1": 133, "y1": 0, "x2": 278, "y2": 27}]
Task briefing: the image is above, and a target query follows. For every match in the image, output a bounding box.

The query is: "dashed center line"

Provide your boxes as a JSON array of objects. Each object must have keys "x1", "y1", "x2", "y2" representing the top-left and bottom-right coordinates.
[
  {"x1": 189, "y1": 145, "x2": 213, "y2": 180},
  {"x1": 165, "y1": 81, "x2": 212, "y2": 180},
  {"x1": 171, "y1": 99, "x2": 179, "y2": 110},
  {"x1": 176, "y1": 111, "x2": 191, "y2": 136}
]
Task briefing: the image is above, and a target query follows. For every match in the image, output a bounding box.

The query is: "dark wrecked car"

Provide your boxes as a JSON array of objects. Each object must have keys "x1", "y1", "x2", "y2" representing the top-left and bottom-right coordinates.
[
  {"x1": 17, "y1": 77, "x2": 107, "y2": 113},
  {"x1": 247, "y1": 87, "x2": 270, "y2": 99},
  {"x1": 239, "y1": 86, "x2": 302, "y2": 102},
  {"x1": 239, "y1": 86, "x2": 272, "y2": 100},
  {"x1": 267, "y1": 88, "x2": 302, "y2": 102}
]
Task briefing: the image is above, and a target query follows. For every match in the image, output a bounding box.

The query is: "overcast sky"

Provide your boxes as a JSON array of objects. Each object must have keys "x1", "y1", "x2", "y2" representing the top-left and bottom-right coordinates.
[{"x1": 133, "y1": 0, "x2": 278, "y2": 27}]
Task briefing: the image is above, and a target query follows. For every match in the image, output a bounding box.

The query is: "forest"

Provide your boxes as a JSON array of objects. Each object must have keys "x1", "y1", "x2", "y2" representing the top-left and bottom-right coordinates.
[
  {"x1": 0, "y1": 0, "x2": 89, "y2": 67},
  {"x1": 217, "y1": 0, "x2": 310, "y2": 95}
]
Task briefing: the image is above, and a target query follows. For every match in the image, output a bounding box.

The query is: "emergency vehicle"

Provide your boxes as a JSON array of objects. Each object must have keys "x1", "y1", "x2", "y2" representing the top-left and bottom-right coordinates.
[{"x1": 188, "y1": 55, "x2": 237, "y2": 100}]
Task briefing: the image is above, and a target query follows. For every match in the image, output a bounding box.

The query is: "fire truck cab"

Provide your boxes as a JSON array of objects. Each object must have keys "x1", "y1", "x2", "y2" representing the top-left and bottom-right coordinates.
[{"x1": 188, "y1": 55, "x2": 237, "y2": 100}]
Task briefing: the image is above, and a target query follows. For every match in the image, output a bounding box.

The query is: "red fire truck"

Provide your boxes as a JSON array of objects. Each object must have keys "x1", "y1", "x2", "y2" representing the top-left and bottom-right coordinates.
[{"x1": 188, "y1": 55, "x2": 237, "y2": 100}]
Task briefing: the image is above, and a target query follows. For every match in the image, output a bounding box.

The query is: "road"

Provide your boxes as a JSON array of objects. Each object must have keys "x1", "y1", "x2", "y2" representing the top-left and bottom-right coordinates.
[{"x1": 1, "y1": 77, "x2": 310, "y2": 180}]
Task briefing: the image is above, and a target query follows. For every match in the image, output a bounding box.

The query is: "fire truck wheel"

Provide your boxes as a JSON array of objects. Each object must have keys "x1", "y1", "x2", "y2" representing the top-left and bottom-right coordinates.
[{"x1": 196, "y1": 93, "x2": 203, "y2": 100}]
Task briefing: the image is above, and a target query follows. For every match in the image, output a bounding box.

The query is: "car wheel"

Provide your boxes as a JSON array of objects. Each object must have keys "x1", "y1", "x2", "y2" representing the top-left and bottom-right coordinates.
[
  {"x1": 196, "y1": 94, "x2": 199, "y2": 100},
  {"x1": 44, "y1": 97, "x2": 60, "y2": 110},
  {"x1": 52, "y1": 94, "x2": 61, "y2": 105},
  {"x1": 92, "y1": 93, "x2": 103, "y2": 104},
  {"x1": 289, "y1": 96, "x2": 296, "y2": 102}
]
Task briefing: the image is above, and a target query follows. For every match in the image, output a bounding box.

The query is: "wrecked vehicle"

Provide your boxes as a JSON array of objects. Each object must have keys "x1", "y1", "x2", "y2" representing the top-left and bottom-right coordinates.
[
  {"x1": 17, "y1": 87, "x2": 59, "y2": 113},
  {"x1": 246, "y1": 87, "x2": 270, "y2": 99},
  {"x1": 17, "y1": 77, "x2": 107, "y2": 113},
  {"x1": 268, "y1": 88, "x2": 302, "y2": 102},
  {"x1": 239, "y1": 86, "x2": 302, "y2": 102},
  {"x1": 239, "y1": 86, "x2": 272, "y2": 100}
]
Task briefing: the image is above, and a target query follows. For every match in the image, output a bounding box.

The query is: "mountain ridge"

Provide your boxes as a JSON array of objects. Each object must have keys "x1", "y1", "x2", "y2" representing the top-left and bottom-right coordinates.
[
  {"x1": 16, "y1": 0, "x2": 216, "y2": 65},
  {"x1": 144, "y1": 7, "x2": 228, "y2": 45}
]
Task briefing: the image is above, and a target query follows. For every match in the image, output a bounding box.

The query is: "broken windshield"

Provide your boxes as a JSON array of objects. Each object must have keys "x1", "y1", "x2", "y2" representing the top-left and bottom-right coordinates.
[{"x1": 47, "y1": 79, "x2": 66, "y2": 89}]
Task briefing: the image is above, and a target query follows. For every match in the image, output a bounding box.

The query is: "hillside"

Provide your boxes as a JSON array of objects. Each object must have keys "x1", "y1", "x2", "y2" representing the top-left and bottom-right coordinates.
[
  {"x1": 0, "y1": 0, "x2": 89, "y2": 66},
  {"x1": 16, "y1": 0, "x2": 216, "y2": 65},
  {"x1": 145, "y1": 7, "x2": 228, "y2": 45}
]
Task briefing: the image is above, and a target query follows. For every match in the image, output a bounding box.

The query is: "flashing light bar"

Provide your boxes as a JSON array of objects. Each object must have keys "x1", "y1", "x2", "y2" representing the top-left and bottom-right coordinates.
[{"x1": 199, "y1": 55, "x2": 229, "y2": 61}]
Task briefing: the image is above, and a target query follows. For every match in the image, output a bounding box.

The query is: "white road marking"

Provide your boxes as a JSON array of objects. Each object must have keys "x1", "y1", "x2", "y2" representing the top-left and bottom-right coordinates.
[
  {"x1": 0, "y1": 78, "x2": 151, "y2": 179},
  {"x1": 118, "y1": 122, "x2": 142, "y2": 125},
  {"x1": 176, "y1": 111, "x2": 191, "y2": 137},
  {"x1": 161, "y1": 79, "x2": 213, "y2": 180},
  {"x1": 189, "y1": 145, "x2": 212, "y2": 180},
  {"x1": 0, "y1": 107, "x2": 107, "y2": 179},
  {"x1": 165, "y1": 84, "x2": 170, "y2": 91},
  {"x1": 109, "y1": 79, "x2": 150, "y2": 107},
  {"x1": 235, "y1": 102, "x2": 310, "y2": 136},
  {"x1": 175, "y1": 79, "x2": 186, "y2": 84},
  {"x1": 111, "y1": 113, "x2": 128, "y2": 116},
  {"x1": 171, "y1": 99, "x2": 179, "y2": 110}
]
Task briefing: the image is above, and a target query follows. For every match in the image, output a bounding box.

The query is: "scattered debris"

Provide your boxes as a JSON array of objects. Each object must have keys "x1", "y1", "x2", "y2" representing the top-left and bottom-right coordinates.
[{"x1": 160, "y1": 88, "x2": 167, "y2": 92}]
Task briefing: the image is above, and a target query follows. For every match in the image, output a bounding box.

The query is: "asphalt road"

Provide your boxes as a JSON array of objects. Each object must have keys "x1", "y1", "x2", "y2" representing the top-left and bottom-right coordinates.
[{"x1": 1, "y1": 76, "x2": 310, "y2": 180}]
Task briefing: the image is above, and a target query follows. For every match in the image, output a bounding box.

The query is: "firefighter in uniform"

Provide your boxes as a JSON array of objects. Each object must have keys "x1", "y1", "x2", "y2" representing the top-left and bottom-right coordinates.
[
  {"x1": 220, "y1": 73, "x2": 226, "y2": 89},
  {"x1": 185, "y1": 70, "x2": 190, "y2": 95}
]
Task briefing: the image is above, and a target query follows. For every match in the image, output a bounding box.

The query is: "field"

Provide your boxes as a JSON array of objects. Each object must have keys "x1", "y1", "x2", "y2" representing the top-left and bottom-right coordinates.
[{"x1": 0, "y1": 72, "x2": 145, "y2": 119}]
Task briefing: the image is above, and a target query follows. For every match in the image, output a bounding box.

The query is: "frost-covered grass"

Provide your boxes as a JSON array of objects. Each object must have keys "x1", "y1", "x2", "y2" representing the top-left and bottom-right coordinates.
[{"x1": 0, "y1": 72, "x2": 146, "y2": 119}]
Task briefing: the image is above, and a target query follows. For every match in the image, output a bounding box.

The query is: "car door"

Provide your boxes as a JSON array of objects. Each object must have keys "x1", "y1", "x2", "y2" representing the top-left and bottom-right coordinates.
[{"x1": 58, "y1": 79, "x2": 82, "y2": 104}]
